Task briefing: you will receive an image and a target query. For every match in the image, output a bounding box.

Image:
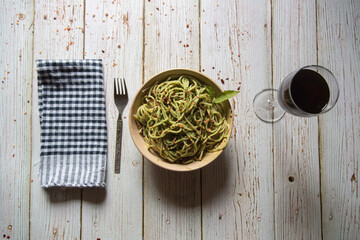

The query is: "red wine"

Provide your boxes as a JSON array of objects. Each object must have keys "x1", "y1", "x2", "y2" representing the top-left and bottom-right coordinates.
[
  {"x1": 290, "y1": 69, "x2": 330, "y2": 113},
  {"x1": 278, "y1": 69, "x2": 330, "y2": 115}
]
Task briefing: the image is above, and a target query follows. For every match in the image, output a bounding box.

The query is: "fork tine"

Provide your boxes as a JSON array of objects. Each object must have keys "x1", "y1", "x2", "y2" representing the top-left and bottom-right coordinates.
[
  {"x1": 114, "y1": 78, "x2": 128, "y2": 96},
  {"x1": 123, "y1": 78, "x2": 128, "y2": 96},
  {"x1": 120, "y1": 78, "x2": 124, "y2": 95},
  {"x1": 120, "y1": 78, "x2": 125, "y2": 95},
  {"x1": 114, "y1": 78, "x2": 119, "y2": 95}
]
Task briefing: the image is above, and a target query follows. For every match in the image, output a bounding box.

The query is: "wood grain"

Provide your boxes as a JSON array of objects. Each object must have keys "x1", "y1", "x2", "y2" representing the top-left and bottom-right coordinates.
[
  {"x1": 81, "y1": 0, "x2": 144, "y2": 239},
  {"x1": 317, "y1": 0, "x2": 360, "y2": 238},
  {"x1": 1, "y1": 0, "x2": 359, "y2": 239},
  {"x1": 143, "y1": 0, "x2": 202, "y2": 239},
  {"x1": 200, "y1": 1, "x2": 274, "y2": 239},
  {"x1": 30, "y1": 1, "x2": 83, "y2": 239},
  {"x1": 272, "y1": 0, "x2": 322, "y2": 239},
  {"x1": 0, "y1": 1, "x2": 33, "y2": 239}
]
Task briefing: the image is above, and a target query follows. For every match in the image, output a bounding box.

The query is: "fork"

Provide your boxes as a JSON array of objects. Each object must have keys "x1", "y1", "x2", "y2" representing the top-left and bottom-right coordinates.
[{"x1": 114, "y1": 78, "x2": 128, "y2": 174}]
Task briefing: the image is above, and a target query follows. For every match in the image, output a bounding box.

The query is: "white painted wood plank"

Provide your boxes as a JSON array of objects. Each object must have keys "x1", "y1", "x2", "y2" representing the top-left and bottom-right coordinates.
[
  {"x1": 200, "y1": 1, "x2": 274, "y2": 239},
  {"x1": 272, "y1": 0, "x2": 322, "y2": 239},
  {"x1": 143, "y1": 1, "x2": 202, "y2": 239},
  {"x1": 30, "y1": 1, "x2": 83, "y2": 239},
  {"x1": 144, "y1": 0, "x2": 200, "y2": 77},
  {"x1": 81, "y1": 1, "x2": 144, "y2": 239},
  {"x1": 317, "y1": 0, "x2": 360, "y2": 238},
  {"x1": 0, "y1": 1, "x2": 356, "y2": 239},
  {"x1": 0, "y1": 1, "x2": 33, "y2": 239}
]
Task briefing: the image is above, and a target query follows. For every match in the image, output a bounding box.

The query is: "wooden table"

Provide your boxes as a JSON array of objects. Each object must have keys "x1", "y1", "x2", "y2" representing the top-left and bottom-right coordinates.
[{"x1": 1, "y1": 0, "x2": 359, "y2": 239}]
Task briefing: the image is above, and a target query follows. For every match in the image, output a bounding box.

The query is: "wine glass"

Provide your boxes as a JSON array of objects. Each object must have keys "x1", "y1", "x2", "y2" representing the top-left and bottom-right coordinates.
[{"x1": 253, "y1": 65, "x2": 339, "y2": 123}]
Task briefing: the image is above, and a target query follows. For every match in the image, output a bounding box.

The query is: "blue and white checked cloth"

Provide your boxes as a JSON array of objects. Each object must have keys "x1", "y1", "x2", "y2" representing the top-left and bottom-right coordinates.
[{"x1": 36, "y1": 59, "x2": 107, "y2": 188}]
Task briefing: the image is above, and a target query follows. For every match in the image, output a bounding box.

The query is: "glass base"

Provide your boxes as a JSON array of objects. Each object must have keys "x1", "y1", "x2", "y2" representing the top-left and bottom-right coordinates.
[{"x1": 253, "y1": 89, "x2": 285, "y2": 123}]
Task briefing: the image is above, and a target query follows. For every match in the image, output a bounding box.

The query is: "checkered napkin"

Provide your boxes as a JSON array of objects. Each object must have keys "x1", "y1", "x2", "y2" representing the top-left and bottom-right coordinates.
[{"x1": 36, "y1": 59, "x2": 107, "y2": 188}]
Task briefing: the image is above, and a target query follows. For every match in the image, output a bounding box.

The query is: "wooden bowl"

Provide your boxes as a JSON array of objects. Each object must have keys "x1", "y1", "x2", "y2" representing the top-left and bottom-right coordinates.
[{"x1": 128, "y1": 69, "x2": 233, "y2": 171}]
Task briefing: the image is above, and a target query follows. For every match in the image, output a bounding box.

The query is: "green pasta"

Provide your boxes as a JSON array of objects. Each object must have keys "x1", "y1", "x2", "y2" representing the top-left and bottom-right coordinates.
[{"x1": 134, "y1": 75, "x2": 230, "y2": 164}]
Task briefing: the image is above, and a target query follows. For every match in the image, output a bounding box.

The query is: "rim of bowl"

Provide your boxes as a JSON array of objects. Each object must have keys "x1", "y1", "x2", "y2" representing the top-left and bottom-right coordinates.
[{"x1": 128, "y1": 68, "x2": 234, "y2": 171}]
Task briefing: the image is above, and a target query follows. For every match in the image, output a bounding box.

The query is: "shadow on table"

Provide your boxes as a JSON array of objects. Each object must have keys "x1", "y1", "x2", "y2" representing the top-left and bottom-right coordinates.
[
  {"x1": 201, "y1": 152, "x2": 231, "y2": 204},
  {"x1": 148, "y1": 152, "x2": 230, "y2": 208},
  {"x1": 82, "y1": 188, "x2": 107, "y2": 203},
  {"x1": 43, "y1": 187, "x2": 106, "y2": 203}
]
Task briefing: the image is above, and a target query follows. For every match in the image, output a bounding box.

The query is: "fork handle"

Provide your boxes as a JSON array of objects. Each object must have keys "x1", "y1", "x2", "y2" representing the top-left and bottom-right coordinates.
[{"x1": 115, "y1": 116, "x2": 122, "y2": 174}]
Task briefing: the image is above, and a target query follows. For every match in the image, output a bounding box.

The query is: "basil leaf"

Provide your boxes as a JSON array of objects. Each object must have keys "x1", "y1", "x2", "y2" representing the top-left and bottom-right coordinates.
[
  {"x1": 205, "y1": 85, "x2": 215, "y2": 99},
  {"x1": 213, "y1": 90, "x2": 239, "y2": 103}
]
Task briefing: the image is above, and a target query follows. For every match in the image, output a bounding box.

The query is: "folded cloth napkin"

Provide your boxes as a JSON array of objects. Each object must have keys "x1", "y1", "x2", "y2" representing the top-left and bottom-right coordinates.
[{"x1": 36, "y1": 59, "x2": 107, "y2": 188}]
